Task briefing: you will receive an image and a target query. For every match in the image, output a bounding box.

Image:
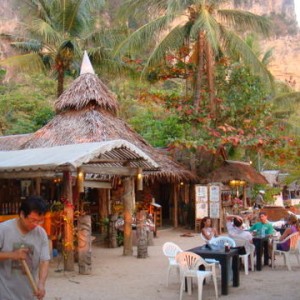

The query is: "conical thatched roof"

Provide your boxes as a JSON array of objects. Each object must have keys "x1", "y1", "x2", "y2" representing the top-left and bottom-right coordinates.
[
  {"x1": 16, "y1": 54, "x2": 197, "y2": 183},
  {"x1": 201, "y1": 160, "x2": 268, "y2": 185}
]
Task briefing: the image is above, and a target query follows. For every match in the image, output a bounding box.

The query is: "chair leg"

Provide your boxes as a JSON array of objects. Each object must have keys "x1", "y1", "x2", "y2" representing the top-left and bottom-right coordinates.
[
  {"x1": 272, "y1": 251, "x2": 275, "y2": 269},
  {"x1": 243, "y1": 256, "x2": 249, "y2": 275},
  {"x1": 284, "y1": 253, "x2": 291, "y2": 271},
  {"x1": 295, "y1": 253, "x2": 300, "y2": 265},
  {"x1": 196, "y1": 274, "x2": 205, "y2": 300},
  {"x1": 187, "y1": 277, "x2": 193, "y2": 295},
  {"x1": 212, "y1": 274, "x2": 218, "y2": 299},
  {"x1": 179, "y1": 280, "x2": 184, "y2": 300},
  {"x1": 250, "y1": 252, "x2": 254, "y2": 271}
]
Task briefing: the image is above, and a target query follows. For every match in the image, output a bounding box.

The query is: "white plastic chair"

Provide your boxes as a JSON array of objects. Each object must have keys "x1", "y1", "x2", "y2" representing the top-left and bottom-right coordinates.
[
  {"x1": 162, "y1": 242, "x2": 183, "y2": 286},
  {"x1": 176, "y1": 251, "x2": 218, "y2": 300},
  {"x1": 233, "y1": 237, "x2": 255, "y2": 275},
  {"x1": 272, "y1": 232, "x2": 300, "y2": 271}
]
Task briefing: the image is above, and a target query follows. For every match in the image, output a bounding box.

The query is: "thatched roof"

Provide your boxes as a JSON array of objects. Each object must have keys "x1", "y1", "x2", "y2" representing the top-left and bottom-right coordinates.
[
  {"x1": 0, "y1": 54, "x2": 197, "y2": 183},
  {"x1": 18, "y1": 108, "x2": 196, "y2": 182},
  {"x1": 0, "y1": 134, "x2": 31, "y2": 150},
  {"x1": 201, "y1": 160, "x2": 268, "y2": 185}
]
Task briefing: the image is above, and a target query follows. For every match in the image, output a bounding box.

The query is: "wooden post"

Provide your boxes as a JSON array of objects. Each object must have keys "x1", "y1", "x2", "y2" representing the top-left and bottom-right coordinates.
[
  {"x1": 62, "y1": 171, "x2": 74, "y2": 271},
  {"x1": 123, "y1": 177, "x2": 134, "y2": 256},
  {"x1": 78, "y1": 214, "x2": 92, "y2": 274},
  {"x1": 35, "y1": 177, "x2": 41, "y2": 196},
  {"x1": 173, "y1": 184, "x2": 178, "y2": 228}
]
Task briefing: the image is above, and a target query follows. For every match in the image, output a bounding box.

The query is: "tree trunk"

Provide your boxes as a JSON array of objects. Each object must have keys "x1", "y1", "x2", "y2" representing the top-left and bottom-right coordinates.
[
  {"x1": 78, "y1": 215, "x2": 92, "y2": 275},
  {"x1": 136, "y1": 210, "x2": 148, "y2": 258},
  {"x1": 123, "y1": 177, "x2": 134, "y2": 256},
  {"x1": 194, "y1": 32, "x2": 205, "y2": 110},
  {"x1": 57, "y1": 67, "x2": 64, "y2": 97},
  {"x1": 205, "y1": 40, "x2": 216, "y2": 117}
]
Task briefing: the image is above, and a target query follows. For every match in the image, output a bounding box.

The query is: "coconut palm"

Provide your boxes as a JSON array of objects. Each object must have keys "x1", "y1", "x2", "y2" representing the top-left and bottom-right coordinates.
[
  {"x1": 117, "y1": 0, "x2": 272, "y2": 116},
  {"x1": 0, "y1": 0, "x2": 111, "y2": 97}
]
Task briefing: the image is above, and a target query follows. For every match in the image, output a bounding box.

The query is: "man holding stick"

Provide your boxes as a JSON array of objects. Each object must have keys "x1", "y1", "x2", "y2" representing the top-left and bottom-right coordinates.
[{"x1": 0, "y1": 196, "x2": 50, "y2": 299}]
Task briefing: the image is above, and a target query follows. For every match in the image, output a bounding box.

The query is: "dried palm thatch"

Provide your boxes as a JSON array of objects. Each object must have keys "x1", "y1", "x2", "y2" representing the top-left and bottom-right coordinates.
[
  {"x1": 19, "y1": 106, "x2": 197, "y2": 183},
  {"x1": 0, "y1": 134, "x2": 31, "y2": 150},
  {"x1": 201, "y1": 160, "x2": 268, "y2": 185},
  {"x1": 55, "y1": 73, "x2": 119, "y2": 115}
]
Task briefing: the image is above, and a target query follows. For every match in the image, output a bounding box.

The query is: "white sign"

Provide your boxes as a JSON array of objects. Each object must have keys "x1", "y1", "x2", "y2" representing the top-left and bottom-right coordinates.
[
  {"x1": 209, "y1": 185, "x2": 220, "y2": 202},
  {"x1": 210, "y1": 202, "x2": 220, "y2": 218},
  {"x1": 195, "y1": 185, "x2": 208, "y2": 219},
  {"x1": 195, "y1": 185, "x2": 208, "y2": 203}
]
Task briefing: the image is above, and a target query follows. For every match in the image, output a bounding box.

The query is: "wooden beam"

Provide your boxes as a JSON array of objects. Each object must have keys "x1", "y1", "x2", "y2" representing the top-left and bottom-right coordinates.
[
  {"x1": 0, "y1": 171, "x2": 57, "y2": 179},
  {"x1": 84, "y1": 181, "x2": 112, "y2": 189},
  {"x1": 81, "y1": 166, "x2": 139, "y2": 176}
]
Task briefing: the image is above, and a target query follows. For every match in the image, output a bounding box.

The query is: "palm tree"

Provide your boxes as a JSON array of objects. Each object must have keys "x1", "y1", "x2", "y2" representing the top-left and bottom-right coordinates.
[
  {"x1": 0, "y1": 0, "x2": 106, "y2": 97},
  {"x1": 117, "y1": 0, "x2": 272, "y2": 117}
]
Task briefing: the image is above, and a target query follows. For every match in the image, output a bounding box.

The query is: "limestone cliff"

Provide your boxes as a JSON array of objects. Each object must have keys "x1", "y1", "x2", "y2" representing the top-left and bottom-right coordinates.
[{"x1": 1, "y1": 0, "x2": 300, "y2": 90}]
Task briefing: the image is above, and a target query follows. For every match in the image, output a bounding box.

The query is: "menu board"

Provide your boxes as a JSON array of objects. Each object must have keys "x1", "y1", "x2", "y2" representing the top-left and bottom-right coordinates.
[
  {"x1": 195, "y1": 185, "x2": 208, "y2": 219},
  {"x1": 209, "y1": 185, "x2": 220, "y2": 218}
]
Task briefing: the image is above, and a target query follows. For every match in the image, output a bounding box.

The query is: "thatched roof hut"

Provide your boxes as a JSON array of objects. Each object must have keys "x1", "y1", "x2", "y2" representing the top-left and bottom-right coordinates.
[
  {"x1": 2, "y1": 53, "x2": 196, "y2": 183},
  {"x1": 201, "y1": 160, "x2": 268, "y2": 185}
]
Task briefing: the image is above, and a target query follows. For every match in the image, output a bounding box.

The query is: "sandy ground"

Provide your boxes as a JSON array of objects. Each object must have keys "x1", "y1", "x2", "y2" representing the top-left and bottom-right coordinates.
[{"x1": 44, "y1": 228, "x2": 300, "y2": 300}]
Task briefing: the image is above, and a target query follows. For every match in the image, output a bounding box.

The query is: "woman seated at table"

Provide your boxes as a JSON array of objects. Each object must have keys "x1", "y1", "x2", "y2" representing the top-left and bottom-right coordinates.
[
  {"x1": 200, "y1": 216, "x2": 218, "y2": 241},
  {"x1": 275, "y1": 214, "x2": 299, "y2": 251}
]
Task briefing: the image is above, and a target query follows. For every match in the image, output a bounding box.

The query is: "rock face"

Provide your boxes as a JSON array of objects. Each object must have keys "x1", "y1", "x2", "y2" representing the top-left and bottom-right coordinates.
[
  {"x1": 0, "y1": 0, "x2": 300, "y2": 90},
  {"x1": 231, "y1": 0, "x2": 300, "y2": 91}
]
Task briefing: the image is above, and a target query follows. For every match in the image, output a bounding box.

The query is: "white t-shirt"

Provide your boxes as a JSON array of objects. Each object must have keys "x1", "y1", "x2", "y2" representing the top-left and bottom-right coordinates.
[
  {"x1": 226, "y1": 221, "x2": 253, "y2": 242},
  {"x1": 0, "y1": 218, "x2": 50, "y2": 300}
]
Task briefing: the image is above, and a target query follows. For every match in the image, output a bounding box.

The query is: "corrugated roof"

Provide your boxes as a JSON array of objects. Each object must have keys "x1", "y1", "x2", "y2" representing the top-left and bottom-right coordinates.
[{"x1": 0, "y1": 140, "x2": 159, "y2": 173}]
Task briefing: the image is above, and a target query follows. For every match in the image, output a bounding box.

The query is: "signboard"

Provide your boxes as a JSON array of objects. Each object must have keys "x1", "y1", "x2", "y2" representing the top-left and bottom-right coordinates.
[
  {"x1": 195, "y1": 185, "x2": 208, "y2": 219},
  {"x1": 209, "y1": 185, "x2": 220, "y2": 218}
]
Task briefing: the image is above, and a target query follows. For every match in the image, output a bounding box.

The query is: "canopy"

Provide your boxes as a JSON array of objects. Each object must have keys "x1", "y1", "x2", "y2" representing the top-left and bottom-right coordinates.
[{"x1": 0, "y1": 139, "x2": 159, "y2": 174}]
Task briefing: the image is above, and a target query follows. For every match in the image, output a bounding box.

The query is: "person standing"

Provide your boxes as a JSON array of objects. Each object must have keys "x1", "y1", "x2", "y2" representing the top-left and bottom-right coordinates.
[
  {"x1": 254, "y1": 190, "x2": 265, "y2": 209},
  {"x1": 0, "y1": 195, "x2": 50, "y2": 300}
]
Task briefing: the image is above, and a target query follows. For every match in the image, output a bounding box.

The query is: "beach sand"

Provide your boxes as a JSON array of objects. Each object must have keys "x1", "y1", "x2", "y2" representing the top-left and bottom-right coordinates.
[{"x1": 45, "y1": 228, "x2": 300, "y2": 300}]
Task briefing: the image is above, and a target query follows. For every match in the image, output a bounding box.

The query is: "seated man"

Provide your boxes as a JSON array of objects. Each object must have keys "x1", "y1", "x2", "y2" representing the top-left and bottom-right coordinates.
[
  {"x1": 249, "y1": 212, "x2": 274, "y2": 236},
  {"x1": 226, "y1": 214, "x2": 253, "y2": 243}
]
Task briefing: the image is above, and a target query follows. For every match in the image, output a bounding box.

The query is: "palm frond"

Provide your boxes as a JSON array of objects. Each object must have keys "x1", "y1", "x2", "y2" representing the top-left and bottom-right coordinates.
[
  {"x1": 144, "y1": 24, "x2": 189, "y2": 70},
  {"x1": 27, "y1": 18, "x2": 62, "y2": 46},
  {"x1": 220, "y1": 27, "x2": 273, "y2": 87},
  {"x1": 115, "y1": 14, "x2": 171, "y2": 56},
  {"x1": 218, "y1": 9, "x2": 271, "y2": 37},
  {"x1": 191, "y1": 8, "x2": 220, "y2": 53},
  {"x1": 0, "y1": 53, "x2": 45, "y2": 73}
]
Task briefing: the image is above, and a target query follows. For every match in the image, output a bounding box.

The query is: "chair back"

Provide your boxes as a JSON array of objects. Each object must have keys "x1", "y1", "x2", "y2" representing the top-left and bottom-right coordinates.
[
  {"x1": 213, "y1": 236, "x2": 236, "y2": 248},
  {"x1": 175, "y1": 252, "x2": 206, "y2": 275},
  {"x1": 289, "y1": 232, "x2": 300, "y2": 252},
  {"x1": 232, "y1": 237, "x2": 253, "y2": 254},
  {"x1": 162, "y1": 242, "x2": 183, "y2": 261}
]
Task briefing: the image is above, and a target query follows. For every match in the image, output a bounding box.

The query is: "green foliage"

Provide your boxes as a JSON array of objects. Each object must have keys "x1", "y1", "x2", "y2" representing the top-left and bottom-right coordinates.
[{"x1": 0, "y1": 74, "x2": 55, "y2": 134}]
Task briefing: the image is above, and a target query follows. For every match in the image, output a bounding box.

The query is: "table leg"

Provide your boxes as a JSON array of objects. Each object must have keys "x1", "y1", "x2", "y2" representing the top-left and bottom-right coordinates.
[
  {"x1": 219, "y1": 257, "x2": 229, "y2": 295},
  {"x1": 232, "y1": 254, "x2": 240, "y2": 287}
]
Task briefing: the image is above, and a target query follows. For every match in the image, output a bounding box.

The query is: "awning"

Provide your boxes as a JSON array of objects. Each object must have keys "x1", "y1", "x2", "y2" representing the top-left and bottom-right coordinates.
[{"x1": 0, "y1": 139, "x2": 159, "y2": 174}]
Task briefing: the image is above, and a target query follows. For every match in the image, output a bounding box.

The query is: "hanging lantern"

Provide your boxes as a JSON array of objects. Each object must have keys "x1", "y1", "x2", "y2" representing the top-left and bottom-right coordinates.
[{"x1": 137, "y1": 168, "x2": 143, "y2": 191}]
